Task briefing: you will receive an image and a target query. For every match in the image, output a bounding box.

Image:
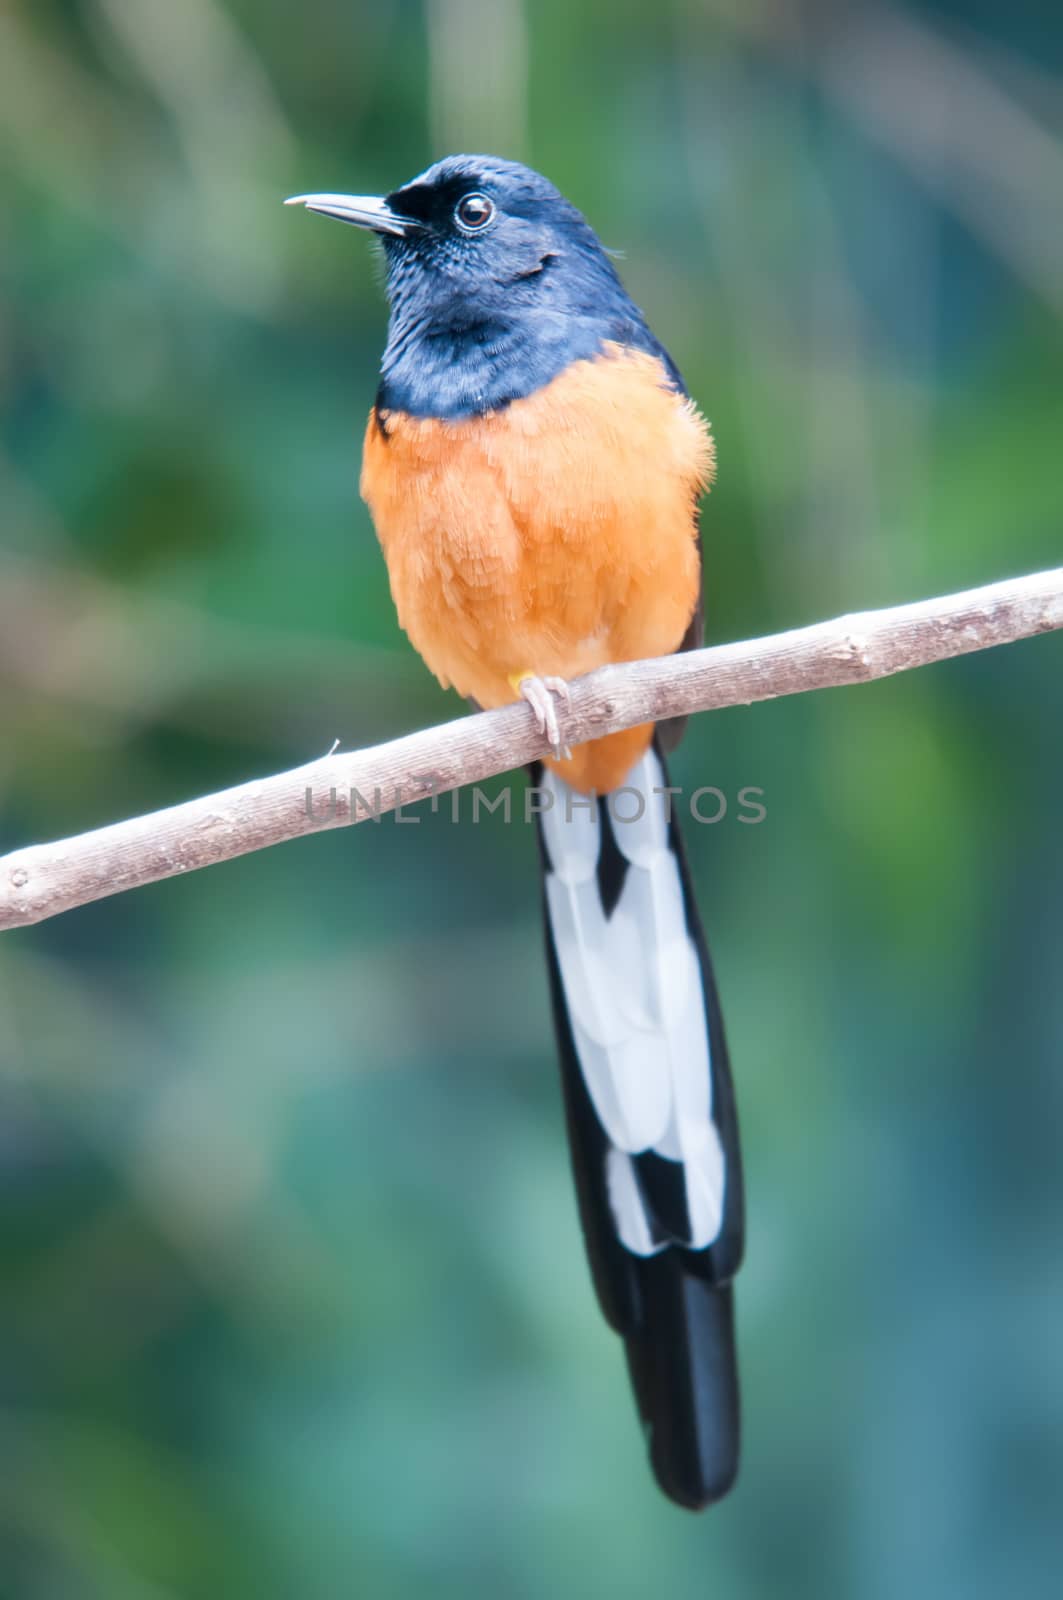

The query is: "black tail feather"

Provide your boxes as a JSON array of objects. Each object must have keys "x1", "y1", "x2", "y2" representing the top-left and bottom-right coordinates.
[{"x1": 626, "y1": 1264, "x2": 740, "y2": 1509}]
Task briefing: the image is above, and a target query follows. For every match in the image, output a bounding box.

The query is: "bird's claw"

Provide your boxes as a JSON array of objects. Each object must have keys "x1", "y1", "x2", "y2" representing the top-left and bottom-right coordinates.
[{"x1": 516, "y1": 674, "x2": 572, "y2": 760}]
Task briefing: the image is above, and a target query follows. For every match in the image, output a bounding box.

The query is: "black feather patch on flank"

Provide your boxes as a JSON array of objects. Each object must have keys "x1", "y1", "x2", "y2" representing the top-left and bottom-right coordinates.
[{"x1": 371, "y1": 398, "x2": 392, "y2": 440}]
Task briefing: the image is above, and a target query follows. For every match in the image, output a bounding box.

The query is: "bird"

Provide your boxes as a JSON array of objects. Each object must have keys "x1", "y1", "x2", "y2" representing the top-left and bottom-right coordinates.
[{"x1": 286, "y1": 157, "x2": 745, "y2": 1510}]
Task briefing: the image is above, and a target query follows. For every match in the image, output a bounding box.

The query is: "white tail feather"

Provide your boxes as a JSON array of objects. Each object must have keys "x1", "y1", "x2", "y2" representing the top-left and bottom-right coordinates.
[{"x1": 540, "y1": 752, "x2": 726, "y2": 1252}]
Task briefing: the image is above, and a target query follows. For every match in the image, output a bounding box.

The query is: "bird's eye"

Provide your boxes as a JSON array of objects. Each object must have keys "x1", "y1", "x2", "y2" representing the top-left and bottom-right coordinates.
[{"x1": 455, "y1": 193, "x2": 495, "y2": 233}]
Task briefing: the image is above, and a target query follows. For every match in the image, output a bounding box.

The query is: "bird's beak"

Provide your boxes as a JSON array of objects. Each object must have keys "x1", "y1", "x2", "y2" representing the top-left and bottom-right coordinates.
[{"x1": 284, "y1": 192, "x2": 418, "y2": 238}]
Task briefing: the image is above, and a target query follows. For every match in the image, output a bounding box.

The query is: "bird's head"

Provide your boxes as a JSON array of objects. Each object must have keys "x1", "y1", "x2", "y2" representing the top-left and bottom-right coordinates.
[
  {"x1": 287, "y1": 154, "x2": 619, "y2": 324},
  {"x1": 286, "y1": 155, "x2": 661, "y2": 416}
]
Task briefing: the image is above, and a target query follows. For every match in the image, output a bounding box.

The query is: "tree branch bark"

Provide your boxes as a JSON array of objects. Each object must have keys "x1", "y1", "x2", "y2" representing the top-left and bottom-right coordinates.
[{"x1": 3, "y1": 564, "x2": 1061, "y2": 931}]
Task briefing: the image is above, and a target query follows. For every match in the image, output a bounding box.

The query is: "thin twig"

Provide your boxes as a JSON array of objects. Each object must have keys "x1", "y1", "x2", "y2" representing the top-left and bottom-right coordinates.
[{"x1": 3, "y1": 565, "x2": 1061, "y2": 931}]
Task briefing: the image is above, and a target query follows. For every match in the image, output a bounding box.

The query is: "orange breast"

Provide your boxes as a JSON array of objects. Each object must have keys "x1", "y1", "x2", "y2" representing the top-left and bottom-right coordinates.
[{"x1": 360, "y1": 341, "x2": 714, "y2": 793}]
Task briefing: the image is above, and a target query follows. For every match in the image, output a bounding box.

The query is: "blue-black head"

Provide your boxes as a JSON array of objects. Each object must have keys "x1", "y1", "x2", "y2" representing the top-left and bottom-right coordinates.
[{"x1": 287, "y1": 155, "x2": 681, "y2": 417}]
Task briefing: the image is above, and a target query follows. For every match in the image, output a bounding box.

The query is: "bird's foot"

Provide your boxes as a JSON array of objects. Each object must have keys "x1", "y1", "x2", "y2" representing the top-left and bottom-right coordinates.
[{"x1": 510, "y1": 672, "x2": 572, "y2": 760}]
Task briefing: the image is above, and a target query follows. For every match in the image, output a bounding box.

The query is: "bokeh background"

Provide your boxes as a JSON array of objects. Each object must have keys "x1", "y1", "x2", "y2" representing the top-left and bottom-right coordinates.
[{"x1": 2, "y1": 1, "x2": 1062, "y2": 1595}]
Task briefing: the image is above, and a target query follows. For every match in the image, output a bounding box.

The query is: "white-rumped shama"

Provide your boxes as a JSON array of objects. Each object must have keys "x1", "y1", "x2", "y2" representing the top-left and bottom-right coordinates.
[{"x1": 288, "y1": 157, "x2": 744, "y2": 1510}]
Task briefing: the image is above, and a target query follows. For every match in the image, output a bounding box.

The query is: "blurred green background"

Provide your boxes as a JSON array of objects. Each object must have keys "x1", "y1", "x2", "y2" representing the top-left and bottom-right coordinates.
[{"x1": 2, "y1": 1, "x2": 1062, "y2": 1595}]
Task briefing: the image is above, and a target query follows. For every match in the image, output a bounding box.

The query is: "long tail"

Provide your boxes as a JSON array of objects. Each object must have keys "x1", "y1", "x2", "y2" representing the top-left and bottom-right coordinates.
[{"x1": 535, "y1": 742, "x2": 744, "y2": 1509}]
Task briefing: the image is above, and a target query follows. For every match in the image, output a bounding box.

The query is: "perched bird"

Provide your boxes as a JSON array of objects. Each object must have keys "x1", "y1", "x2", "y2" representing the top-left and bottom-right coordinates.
[{"x1": 287, "y1": 158, "x2": 745, "y2": 1509}]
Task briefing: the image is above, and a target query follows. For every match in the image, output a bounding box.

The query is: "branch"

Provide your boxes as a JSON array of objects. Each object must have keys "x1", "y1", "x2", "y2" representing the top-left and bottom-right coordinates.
[{"x1": 3, "y1": 565, "x2": 1062, "y2": 931}]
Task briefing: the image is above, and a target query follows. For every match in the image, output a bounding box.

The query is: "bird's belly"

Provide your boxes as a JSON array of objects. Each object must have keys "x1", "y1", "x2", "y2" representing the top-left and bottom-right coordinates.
[{"x1": 360, "y1": 343, "x2": 714, "y2": 788}]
